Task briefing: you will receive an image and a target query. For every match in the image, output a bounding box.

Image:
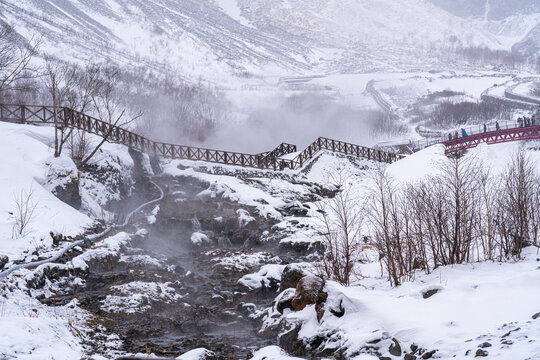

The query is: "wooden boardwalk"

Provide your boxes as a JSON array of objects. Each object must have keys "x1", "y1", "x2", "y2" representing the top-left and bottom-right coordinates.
[{"x1": 0, "y1": 104, "x2": 404, "y2": 170}]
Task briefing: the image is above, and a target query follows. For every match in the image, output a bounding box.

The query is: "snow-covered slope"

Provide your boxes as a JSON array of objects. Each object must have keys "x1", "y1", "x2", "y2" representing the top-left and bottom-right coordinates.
[
  {"x1": 431, "y1": 0, "x2": 540, "y2": 21},
  {"x1": 0, "y1": 122, "x2": 134, "y2": 264},
  {"x1": 0, "y1": 0, "x2": 528, "y2": 84},
  {"x1": 248, "y1": 140, "x2": 540, "y2": 360},
  {"x1": 243, "y1": 0, "x2": 499, "y2": 49},
  {"x1": 0, "y1": 123, "x2": 93, "y2": 260},
  {"x1": 513, "y1": 23, "x2": 540, "y2": 59}
]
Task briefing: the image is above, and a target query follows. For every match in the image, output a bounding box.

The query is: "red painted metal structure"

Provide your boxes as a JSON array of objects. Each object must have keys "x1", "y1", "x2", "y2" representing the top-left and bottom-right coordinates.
[{"x1": 441, "y1": 125, "x2": 540, "y2": 154}]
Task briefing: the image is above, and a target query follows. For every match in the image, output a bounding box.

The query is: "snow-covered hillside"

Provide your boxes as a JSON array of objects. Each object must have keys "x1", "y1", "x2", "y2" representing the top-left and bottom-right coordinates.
[
  {"x1": 1, "y1": 116, "x2": 539, "y2": 359},
  {"x1": 1, "y1": 0, "x2": 537, "y2": 85}
]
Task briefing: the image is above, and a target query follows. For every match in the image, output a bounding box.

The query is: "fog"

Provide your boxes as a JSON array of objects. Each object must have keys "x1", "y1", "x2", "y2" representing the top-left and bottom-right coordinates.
[
  {"x1": 204, "y1": 93, "x2": 392, "y2": 153},
  {"x1": 141, "y1": 90, "x2": 405, "y2": 154}
]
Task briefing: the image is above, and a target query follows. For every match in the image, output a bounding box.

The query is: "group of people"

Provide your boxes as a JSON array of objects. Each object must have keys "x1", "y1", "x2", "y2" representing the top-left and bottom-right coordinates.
[
  {"x1": 517, "y1": 116, "x2": 537, "y2": 128},
  {"x1": 448, "y1": 125, "x2": 496, "y2": 141}
]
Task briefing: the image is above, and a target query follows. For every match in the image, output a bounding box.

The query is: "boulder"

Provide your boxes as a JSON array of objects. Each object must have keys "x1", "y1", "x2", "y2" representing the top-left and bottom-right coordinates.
[
  {"x1": 53, "y1": 179, "x2": 81, "y2": 210},
  {"x1": 278, "y1": 320, "x2": 304, "y2": 355},
  {"x1": 275, "y1": 288, "x2": 296, "y2": 314},
  {"x1": 175, "y1": 348, "x2": 216, "y2": 360},
  {"x1": 389, "y1": 338, "x2": 402, "y2": 356},
  {"x1": 0, "y1": 255, "x2": 8, "y2": 270},
  {"x1": 475, "y1": 349, "x2": 488, "y2": 357},
  {"x1": 291, "y1": 276, "x2": 327, "y2": 321},
  {"x1": 280, "y1": 203, "x2": 310, "y2": 217},
  {"x1": 422, "y1": 350, "x2": 437, "y2": 359},
  {"x1": 421, "y1": 286, "x2": 442, "y2": 299},
  {"x1": 279, "y1": 264, "x2": 306, "y2": 292}
]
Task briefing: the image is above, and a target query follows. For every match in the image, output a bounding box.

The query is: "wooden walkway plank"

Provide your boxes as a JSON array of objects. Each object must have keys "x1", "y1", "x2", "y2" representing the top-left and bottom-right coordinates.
[{"x1": 0, "y1": 104, "x2": 403, "y2": 170}]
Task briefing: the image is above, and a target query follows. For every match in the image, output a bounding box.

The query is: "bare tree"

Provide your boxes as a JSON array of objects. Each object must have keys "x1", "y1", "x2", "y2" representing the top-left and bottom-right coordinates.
[
  {"x1": 65, "y1": 63, "x2": 102, "y2": 167},
  {"x1": 44, "y1": 59, "x2": 77, "y2": 157},
  {"x1": 477, "y1": 165, "x2": 497, "y2": 260},
  {"x1": 44, "y1": 61, "x2": 137, "y2": 167},
  {"x1": 369, "y1": 156, "x2": 488, "y2": 286},
  {"x1": 78, "y1": 65, "x2": 141, "y2": 168},
  {"x1": 316, "y1": 170, "x2": 364, "y2": 286},
  {"x1": 369, "y1": 166, "x2": 403, "y2": 286},
  {"x1": 531, "y1": 83, "x2": 540, "y2": 98},
  {"x1": 495, "y1": 150, "x2": 540, "y2": 258},
  {"x1": 12, "y1": 186, "x2": 38, "y2": 239},
  {"x1": 0, "y1": 25, "x2": 39, "y2": 96}
]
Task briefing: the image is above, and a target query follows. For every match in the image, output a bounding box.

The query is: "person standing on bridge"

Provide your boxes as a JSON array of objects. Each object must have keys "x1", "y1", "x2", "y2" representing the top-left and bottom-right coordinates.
[
  {"x1": 448, "y1": 133, "x2": 452, "y2": 141},
  {"x1": 496, "y1": 121, "x2": 500, "y2": 131},
  {"x1": 518, "y1": 117, "x2": 523, "y2": 127},
  {"x1": 455, "y1": 130, "x2": 458, "y2": 139},
  {"x1": 461, "y1": 128, "x2": 468, "y2": 137},
  {"x1": 483, "y1": 123, "x2": 487, "y2": 133}
]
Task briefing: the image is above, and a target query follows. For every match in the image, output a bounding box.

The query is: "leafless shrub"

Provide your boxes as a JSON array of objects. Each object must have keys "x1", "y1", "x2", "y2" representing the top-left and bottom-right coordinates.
[
  {"x1": 127, "y1": 74, "x2": 226, "y2": 144},
  {"x1": 67, "y1": 129, "x2": 92, "y2": 169},
  {"x1": 495, "y1": 150, "x2": 540, "y2": 258},
  {"x1": 531, "y1": 83, "x2": 540, "y2": 98},
  {"x1": 369, "y1": 165, "x2": 437, "y2": 286},
  {"x1": 412, "y1": 98, "x2": 514, "y2": 129},
  {"x1": 370, "y1": 113, "x2": 408, "y2": 138},
  {"x1": 369, "y1": 156, "x2": 490, "y2": 285},
  {"x1": 454, "y1": 46, "x2": 527, "y2": 68},
  {"x1": 368, "y1": 166, "x2": 405, "y2": 286},
  {"x1": 12, "y1": 186, "x2": 38, "y2": 239},
  {"x1": 0, "y1": 24, "x2": 39, "y2": 95},
  {"x1": 477, "y1": 166, "x2": 497, "y2": 260},
  {"x1": 315, "y1": 170, "x2": 364, "y2": 286},
  {"x1": 370, "y1": 150, "x2": 540, "y2": 286}
]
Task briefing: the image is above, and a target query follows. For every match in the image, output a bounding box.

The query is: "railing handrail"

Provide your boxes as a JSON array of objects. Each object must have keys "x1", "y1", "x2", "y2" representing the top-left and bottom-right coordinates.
[
  {"x1": 0, "y1": 104, "x2": 403, "y2": 170},
  {"x1": 412, "y1": 117, "x2": 540, "y2": 151}
]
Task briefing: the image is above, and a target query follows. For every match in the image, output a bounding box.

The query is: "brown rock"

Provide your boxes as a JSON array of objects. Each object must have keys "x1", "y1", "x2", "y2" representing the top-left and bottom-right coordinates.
[
  {"x1": 291, "y1": 276, "x2": 325, "y2": 311},
  {"x1": 475, "y1": 349, "x2": 488, "y2": 357},
  {"x1": 279, "y1": 265, "x2": 305, "y2": 292},
  {"x1": 389, "y1": 338, "x2": 402, "y2": 356}
]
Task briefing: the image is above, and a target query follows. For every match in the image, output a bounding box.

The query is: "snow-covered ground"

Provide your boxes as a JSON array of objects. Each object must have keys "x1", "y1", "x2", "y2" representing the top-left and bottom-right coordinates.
[
  {"x1": 0, "y1": 122, "x2": 134, "y2": 359},
  {"x1": 257, "y1": 245, "x2": 540, "y2": 359},
  {"x1": 0, "y1": 123, "x2": 92, "y2": 261},
  {"x1": 2, "y1": 116, "x2": 540, "y2": 359},
  {"x1": 232, "y1": 141, "x2": 540, "y2": 360}
]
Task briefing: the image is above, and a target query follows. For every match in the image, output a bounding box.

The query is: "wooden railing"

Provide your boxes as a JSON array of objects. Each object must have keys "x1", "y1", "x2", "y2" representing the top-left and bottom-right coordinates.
[{"x1": 0, "y1": 104, "x2": 404, "y2": 170}]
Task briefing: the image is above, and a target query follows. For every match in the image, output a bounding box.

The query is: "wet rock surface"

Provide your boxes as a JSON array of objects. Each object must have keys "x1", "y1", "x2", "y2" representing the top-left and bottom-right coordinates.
[
  {"x1": 0, "y1": 255, "x2": 8, "y2": 270},
  {"x1": 53, "y1": 178, "x2": 82, "y2": 210},
  {"x1": 45, "y1": 173, "x2": 321, "y2": 359}
]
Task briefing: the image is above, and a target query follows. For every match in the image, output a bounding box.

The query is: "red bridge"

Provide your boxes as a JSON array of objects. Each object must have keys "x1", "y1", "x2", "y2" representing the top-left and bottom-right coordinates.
[
  {"x1": 412, "y1": 119, "x2": 540, "y2": 154},
  {"x1": 442, "y1": 126, "x2": 540, "y2": 153}
]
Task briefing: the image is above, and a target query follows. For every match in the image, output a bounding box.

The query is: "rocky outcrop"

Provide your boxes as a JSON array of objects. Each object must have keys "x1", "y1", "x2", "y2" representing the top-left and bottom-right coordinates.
[
  {"x1": 53, "y1": 179, "x2": 82, "y2": 210},
  {"x1": 0, "y1": 255, "x2": 8, "y2": 270},
  {"x1": 279, "y1": 264, "x2": 306, "y2": 292},
  {"x1": 291, "y1": 275, "x2": 327, "y2": 322}
]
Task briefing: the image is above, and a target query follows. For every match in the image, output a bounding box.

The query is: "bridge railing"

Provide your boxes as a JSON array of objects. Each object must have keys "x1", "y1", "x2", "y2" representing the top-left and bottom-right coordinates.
[
  {"x1": 0, "y1": 104, "x2": 403, "y2": 170},
  {"x1": 411, "y1": 118, "x2": 538, "y2": 151},
  {"x1": 294, "y1": 137, "x2": 404, "y2": 167}
]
